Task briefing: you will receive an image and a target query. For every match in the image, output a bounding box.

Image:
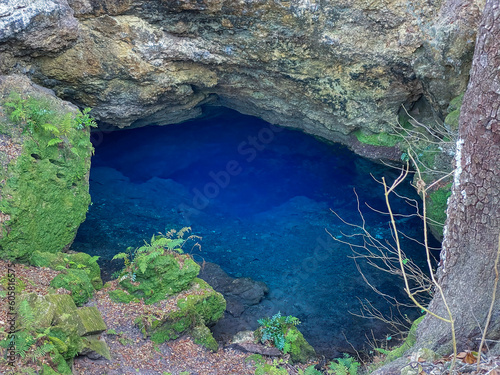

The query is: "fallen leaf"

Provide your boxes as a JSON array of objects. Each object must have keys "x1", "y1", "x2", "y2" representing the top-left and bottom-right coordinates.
[
  {"x1": 456, "y1": 352, "x2": 467, "y2": 359},
  {"x1": 464, "y1": 352, "x2": 476, "y2": 364}
]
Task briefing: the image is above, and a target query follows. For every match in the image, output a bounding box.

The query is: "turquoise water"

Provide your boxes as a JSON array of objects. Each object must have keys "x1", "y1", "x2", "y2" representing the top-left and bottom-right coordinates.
[{"x1": 73, "y1": 108, "x2": 439, "y2": 356}]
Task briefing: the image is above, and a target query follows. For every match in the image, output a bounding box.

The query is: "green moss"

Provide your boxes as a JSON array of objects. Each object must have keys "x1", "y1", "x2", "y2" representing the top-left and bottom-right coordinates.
[
  {"x1": 140, "y1": 279, "x2": 225, "y2": 349},
  {"x1": 426, "y1": 184, "x2": 452, "y2": 238},
  {"x1": 444, "y1": 94, "x2": 464, "y2": 132},
  {"x1": 14, "y1": 292, "x2": 108, "y2": 372},
  {"x1": 76, "y1": 306, "x2": 107, "y2": 335},
  {"x1": 30, "y1": 250, "x2": 103, "y2": 290},
  {"x1": 353, "y1": 129, "x2": 401, "y2": 147},
  {"x1": 286, "y1": 326, "x2": 316, "y2": 364},
  {"x1": 191, "y1": 324, "x2": 219, "y2": 352},
  {"x1": 50, "y1": 349, "x2": 73, "y2": 374},
  {"x1": 119, "y1": 253, "x2": 200, "y2": 304},
  {"x1": 384, "y1": 315, "x2": 425, "y2": 363},
  {"x1": 50, "y1": 269, "x2": 95, "y2": 306},
  {"x1": 81, "y1": 336, "x2": 112, "y2": 360},
  {"x1": 108, "y1": 289, "x2": 139, "y2": 303},
  {"x1": 0, "y1": 93, "x2": 93, "y2": 261}
]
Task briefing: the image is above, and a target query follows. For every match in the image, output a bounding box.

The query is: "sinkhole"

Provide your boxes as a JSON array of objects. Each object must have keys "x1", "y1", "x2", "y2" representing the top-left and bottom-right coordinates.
[{"x1": 73, "y1": 108, "x2": 440, "y2": 357}]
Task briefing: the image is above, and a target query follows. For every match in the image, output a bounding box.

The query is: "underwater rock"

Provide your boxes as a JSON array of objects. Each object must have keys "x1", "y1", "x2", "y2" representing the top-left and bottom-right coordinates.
[{"x1": 198, "y1": 262, "x2": 269, "y2": 316}]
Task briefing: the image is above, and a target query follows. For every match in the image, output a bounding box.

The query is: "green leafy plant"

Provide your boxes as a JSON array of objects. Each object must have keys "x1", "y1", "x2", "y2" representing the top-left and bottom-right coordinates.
[
  {"x1": 327, "y1": 354, "x2": 360, "y2": 375},
  {"x1": 257, "y1": 312, "x2": 300, "y2": 354},
  {"x1": 4, "y1": 91, "x2": 97, "y2": 150}
]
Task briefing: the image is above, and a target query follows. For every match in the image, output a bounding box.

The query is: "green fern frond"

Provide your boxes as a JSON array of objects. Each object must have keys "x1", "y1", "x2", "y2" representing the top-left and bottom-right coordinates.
[
  {"x1": 112, "y1": 253, "x2": 130, "y2": 261},
  {"x1": 30, "y1": 342, "x2": 55, "y2": 362},
  {"x1": 47, "y1": 138, "x2": 63, "y2": 147},
  {"x1": 40, "y1": 123, "x2": 59, "y2": 135},
  {"x1": 17, "y1": 299, "x2": 35, "y2": 329}
]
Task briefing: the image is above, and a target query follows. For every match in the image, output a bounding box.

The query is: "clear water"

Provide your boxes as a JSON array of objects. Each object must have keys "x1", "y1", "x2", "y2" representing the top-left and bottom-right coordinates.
[{"x1": 73, "y1": 108, "x2": 439, "y2": 357}]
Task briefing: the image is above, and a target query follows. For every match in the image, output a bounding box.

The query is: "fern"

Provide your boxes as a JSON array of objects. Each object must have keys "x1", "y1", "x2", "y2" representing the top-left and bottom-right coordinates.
[
  {"x1": 14, "y1": 331, "x2": 35, "y2": 359},
  {"x1": 17, "y1": 299, "x2": 35, "y2": 330},
  {"x1": 47, "y1": 138, "x2": 63, "y2": 147},
  {"x1": 29, "y1": 342, "x2": 55, "y2": 363},
  {"x1": 257, "y1": 312, "x2": 301, "y2": 353},
  {"x1": 40, "y1": 123, "x2": 60, "y2": 135},
  {"x1": 328, "y1": 354, "x2": 360, "y2": 375}
]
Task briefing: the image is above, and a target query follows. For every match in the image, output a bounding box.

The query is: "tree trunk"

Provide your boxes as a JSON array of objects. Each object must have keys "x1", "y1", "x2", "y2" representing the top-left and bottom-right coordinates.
[{"x1": 416, "y1": 0, "x2": 500, "y2": 354}]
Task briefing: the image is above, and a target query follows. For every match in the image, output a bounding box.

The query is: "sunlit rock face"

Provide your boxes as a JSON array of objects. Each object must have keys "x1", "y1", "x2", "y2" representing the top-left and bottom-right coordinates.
[{"x1": 0, "y1": 0, "x2": 483, "y2": 156}]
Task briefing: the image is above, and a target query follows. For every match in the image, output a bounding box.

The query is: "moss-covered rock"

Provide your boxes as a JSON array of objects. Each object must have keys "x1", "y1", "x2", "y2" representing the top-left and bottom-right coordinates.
[
  {"x1": 353, "y1": 129, "x2": 402, "y2": 147},
  {"x1": 31, "y1": 250, "x2": 103, "y2": 290},
  {"x1": 50, "y1": 268, "x2": 95, "y2": 306},
  {"x1": 136, "y1": 278, "x2": 225, "y2": 351},
  {"x1": 119, "y1": 252, "x2": 200, "y2": 305},
  {"x1": 81, "y1": 335, "x2": 112, "y2": 360},
  {"x1": 191, "y1": 324, "x2": 219, "y2": 352},
  {"x1": 17, "y1": 292, "x2": 109, "y2": 372},
  {"x1": 286, "y1": 326, "x2": 316, "y2": 364},
  {"x1": 77, "y1": 306, "x2": 107, "y2": 336},
  {"x1": 0, "y1": 75, "x2": 93, "y2": 262}
]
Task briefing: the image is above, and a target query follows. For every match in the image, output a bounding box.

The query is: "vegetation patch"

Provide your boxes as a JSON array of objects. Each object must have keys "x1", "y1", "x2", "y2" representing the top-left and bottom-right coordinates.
[
  {"x1": 255, "y1": 312, "x2": 315, "y2": 364},
  {"x1": 135, "y1": 278, "x2": 226, "y2": 351},
  {"x1": 30, "y1": 250, "x2": 103, "y2": 290},
  {"x1": 0, "y1": 90, "x2": 96, "y2": 261},
  {"x1": 353, "y1": 129, "x2": 402, "y2": 147},
  {"x1": 0, "y1": 292, "x2": 108, "y2": 373},
  {"x1": 113, "y1": 228, "x2": 201, "y2": 304}
]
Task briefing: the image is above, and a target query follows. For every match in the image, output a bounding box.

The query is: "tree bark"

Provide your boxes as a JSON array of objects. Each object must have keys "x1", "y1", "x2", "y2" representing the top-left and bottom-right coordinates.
[{"x1": 416, "y1": 0, "x2": 500, "y2": 354}]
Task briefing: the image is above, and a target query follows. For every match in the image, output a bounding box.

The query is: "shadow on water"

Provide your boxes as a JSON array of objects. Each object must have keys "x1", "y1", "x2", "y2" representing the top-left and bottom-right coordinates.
[{"x1": 73, "y1": 108, "x2": 441, "y2": 357}]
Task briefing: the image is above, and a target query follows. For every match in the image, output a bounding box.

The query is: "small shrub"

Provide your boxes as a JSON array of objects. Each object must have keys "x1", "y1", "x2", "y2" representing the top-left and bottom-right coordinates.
[{"x1": 257, "y1": 312, "x2": 300, "y2": 353}]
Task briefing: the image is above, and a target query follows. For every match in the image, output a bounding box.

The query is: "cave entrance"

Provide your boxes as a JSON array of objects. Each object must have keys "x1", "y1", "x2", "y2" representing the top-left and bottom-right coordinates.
[{"x1": 73, "y1": 107, "x2": 439, "y2": 356}]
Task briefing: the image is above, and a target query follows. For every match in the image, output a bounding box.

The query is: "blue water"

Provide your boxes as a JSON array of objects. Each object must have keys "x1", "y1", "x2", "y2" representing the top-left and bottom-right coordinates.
[{"x1": 73, "y1": 108, "x2": 439, "y2": 357}]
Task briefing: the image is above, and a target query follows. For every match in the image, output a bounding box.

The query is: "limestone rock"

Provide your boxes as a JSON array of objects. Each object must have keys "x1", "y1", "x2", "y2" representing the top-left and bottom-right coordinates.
[
  {"x1": 0, "y1": 0, "x2": 475, "y2": 161},
  {"x1": 0, "y1": 74, "x2": 92, "y2": 260},
  {"x1": 77, "y1": 306, "x2": 107, "y2": 336},
  {"x1": 0, "y1": 0, "x2": 78, "y2": 55}
]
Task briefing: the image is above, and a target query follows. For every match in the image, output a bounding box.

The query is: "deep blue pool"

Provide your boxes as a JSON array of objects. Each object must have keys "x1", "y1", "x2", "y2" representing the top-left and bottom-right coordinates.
[{"x1": 73, "y1": 108, "x2": 439, "y2": 357}]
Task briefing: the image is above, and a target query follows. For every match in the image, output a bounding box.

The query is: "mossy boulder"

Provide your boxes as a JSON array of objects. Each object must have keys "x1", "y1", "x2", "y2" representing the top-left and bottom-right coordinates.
[
  {"x1": 31, "y1": 250, "x2": 103, "y2": 290},
  {"x1": 18, "y1": 293, "x2": 108, "y2": 372},
  {"x1": 191, "y1": 324, "x2": 219, "y2": 352},
  {"x1": 0, "y1": 75, "x2": 94, "y2": 261},
  {"x1": 119, "y1": 252, "x2": 200, "y2": 304},
  {"x1": 286, "y1": 326, "x2": 316, "y2": 364},
  {"x1": 50, "y1": 268, "x2": 95, "y2": 306},
  {"x1": 136, "y1": 278, "x2": 226, "y2": 351}
]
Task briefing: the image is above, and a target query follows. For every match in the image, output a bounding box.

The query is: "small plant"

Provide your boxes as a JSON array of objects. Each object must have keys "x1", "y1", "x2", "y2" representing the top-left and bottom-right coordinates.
[
  {"x1": 257, "y1": 312, "x2": 300, "y2": 354},
  {"x1": 327, "y1": 354, "x2": 360, "y2": 375}
]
